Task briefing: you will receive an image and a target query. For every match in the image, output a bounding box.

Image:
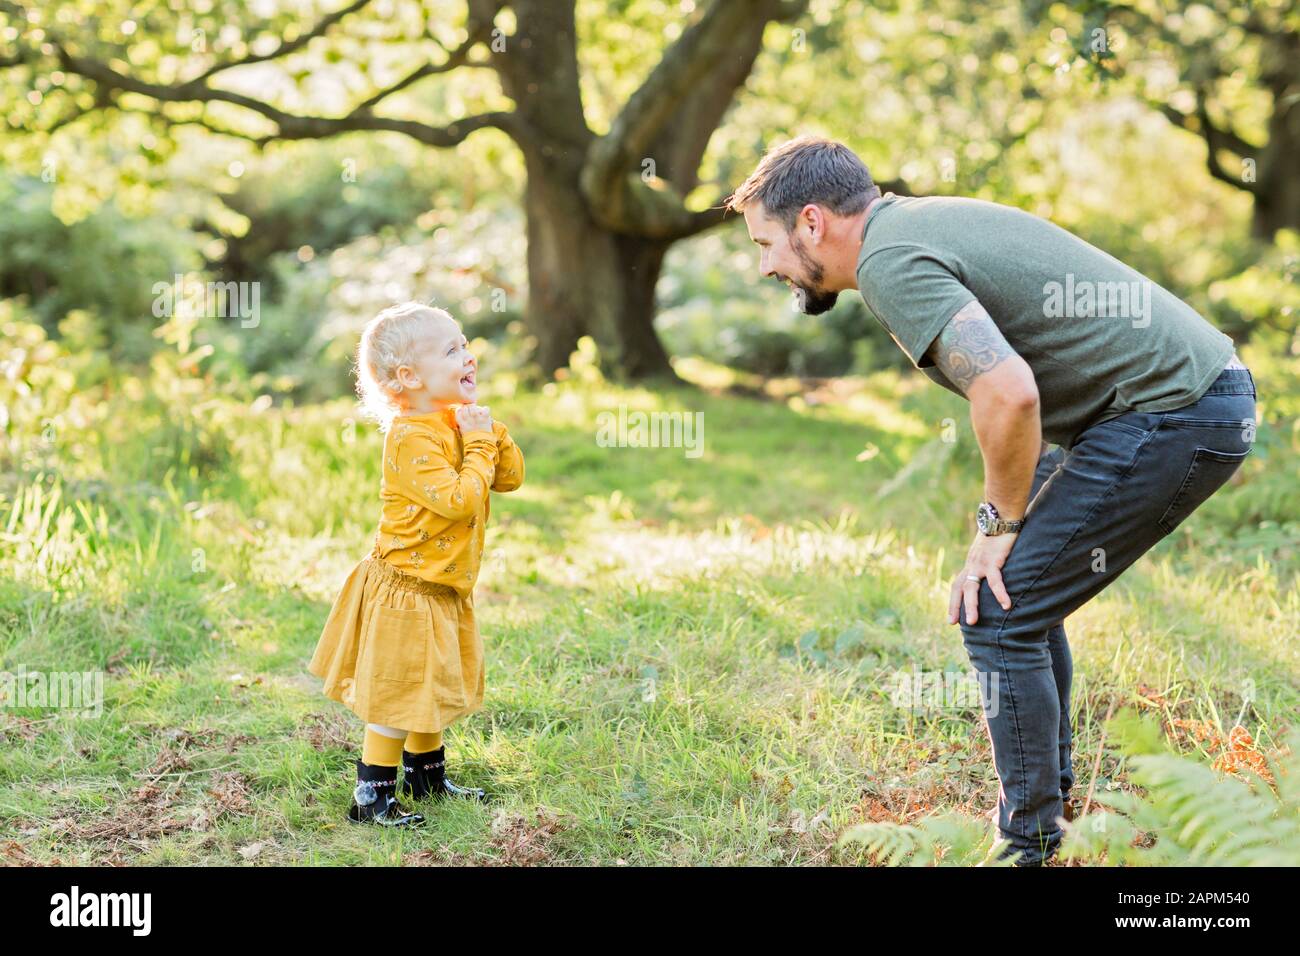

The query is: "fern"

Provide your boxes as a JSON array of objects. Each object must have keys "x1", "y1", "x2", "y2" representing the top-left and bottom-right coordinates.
[
  {"x1": 839, "y1": 811, "x2": 1019, "y2": 867},
  {"x1": 837, "y1": 708, "x2": 1299, "y2": 866},
  {"x1": 1058, "y1": 709, "x2": 1300, "y2": 866}
]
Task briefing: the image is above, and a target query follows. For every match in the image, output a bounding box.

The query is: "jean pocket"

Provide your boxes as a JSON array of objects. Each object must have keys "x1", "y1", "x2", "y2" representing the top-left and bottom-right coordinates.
[
  {"x1": 1103, "y1": 419, "x2": 1150, "y2": 439},
  {"x1": 1157, "y1": 446, "x2": 1251, "y2": 534},
  {"x1": 1094, "y1": 410, "x2": 1161, "y2": 441},
  {"x1": 1162, "y1": 416, "x2": 1254, "y2": 429},
  {"x1": 365, "y1": 604, "x2": 430, "y2": 683}
]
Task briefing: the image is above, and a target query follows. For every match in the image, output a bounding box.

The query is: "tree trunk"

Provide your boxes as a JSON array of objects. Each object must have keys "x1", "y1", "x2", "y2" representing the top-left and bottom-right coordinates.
[
  {"x1": 1252, "y1": 79, "x2": 1300, "y2": 241},
  {"x1": 613, "y1": 235, "x2": 675, "y2": 380},
  {"x1": 520, "y1": 157, "x2": 589, "y2": 375},
  {"x1": 521, "y1": 153, "x2": 677, "y2": 381},
  {"x1": 1252, "y1": 162, "x2": 1300, "y2": 241}
]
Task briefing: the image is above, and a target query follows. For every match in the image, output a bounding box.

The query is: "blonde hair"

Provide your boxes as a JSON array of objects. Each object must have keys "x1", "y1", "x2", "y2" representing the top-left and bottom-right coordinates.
[{"x1": 354, "y1": 302, "x2": 454, "y2": 432}]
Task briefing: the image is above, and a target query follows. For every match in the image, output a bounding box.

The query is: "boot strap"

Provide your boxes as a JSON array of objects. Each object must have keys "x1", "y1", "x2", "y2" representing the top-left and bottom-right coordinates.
[{"x1": 404, "y1": 755, "x2": 445, "y2": 771}]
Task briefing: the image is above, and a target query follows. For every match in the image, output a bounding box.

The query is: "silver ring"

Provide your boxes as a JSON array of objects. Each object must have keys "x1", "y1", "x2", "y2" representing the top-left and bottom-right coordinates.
[{"x1": 965, "y1": 575, "x2": 981, "y2": 582}]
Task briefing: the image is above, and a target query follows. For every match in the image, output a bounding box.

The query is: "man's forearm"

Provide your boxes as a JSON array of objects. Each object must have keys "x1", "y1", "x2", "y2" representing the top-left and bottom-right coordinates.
[{"x1": 971, "y1": 395, "x2": 1042, "y2": 521}]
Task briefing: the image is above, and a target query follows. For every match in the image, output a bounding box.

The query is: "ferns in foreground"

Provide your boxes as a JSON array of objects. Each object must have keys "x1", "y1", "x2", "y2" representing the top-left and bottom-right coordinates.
[{"x1": 838, "y1": 708, "x2": 1299, "y2": 866}]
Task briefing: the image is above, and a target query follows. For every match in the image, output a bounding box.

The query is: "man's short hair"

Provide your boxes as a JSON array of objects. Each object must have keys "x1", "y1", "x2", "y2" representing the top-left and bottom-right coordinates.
[{"x1": 725, "y1": 136, "x2": 878, "y2": 230}]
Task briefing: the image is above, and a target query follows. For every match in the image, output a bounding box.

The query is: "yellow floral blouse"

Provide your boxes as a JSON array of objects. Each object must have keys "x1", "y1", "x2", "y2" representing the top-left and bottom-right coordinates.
[{"x1": 374, "y1": 406, "x2": 524, "y2": 595}]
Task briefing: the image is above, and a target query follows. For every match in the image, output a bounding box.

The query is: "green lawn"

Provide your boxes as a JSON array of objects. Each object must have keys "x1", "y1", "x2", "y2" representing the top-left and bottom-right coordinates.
[{"x1": 2, "y1": 353, "x2": 1297, "y2": 865}]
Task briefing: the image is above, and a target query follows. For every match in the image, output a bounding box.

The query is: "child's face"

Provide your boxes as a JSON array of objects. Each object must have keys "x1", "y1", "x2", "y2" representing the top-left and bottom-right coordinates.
[{"x1": 400, "y1": 315, "x2": 478, "y2": 407}]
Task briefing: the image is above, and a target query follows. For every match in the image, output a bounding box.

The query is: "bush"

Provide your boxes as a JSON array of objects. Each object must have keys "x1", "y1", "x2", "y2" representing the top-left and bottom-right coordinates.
[{"x1": 0, "y1": 177, "x2": 200, "y2": 361}]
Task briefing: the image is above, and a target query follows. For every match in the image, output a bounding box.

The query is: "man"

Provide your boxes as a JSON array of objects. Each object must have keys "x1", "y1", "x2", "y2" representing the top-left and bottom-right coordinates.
[{"x1": 726, "y1": 136, "x2": 1257, "y2": 866}]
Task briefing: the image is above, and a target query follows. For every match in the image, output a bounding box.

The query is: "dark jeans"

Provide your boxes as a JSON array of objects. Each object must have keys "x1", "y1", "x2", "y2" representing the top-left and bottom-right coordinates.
[{"x1": 958, "y1": 366, "x2": 1257, "y2": 865}]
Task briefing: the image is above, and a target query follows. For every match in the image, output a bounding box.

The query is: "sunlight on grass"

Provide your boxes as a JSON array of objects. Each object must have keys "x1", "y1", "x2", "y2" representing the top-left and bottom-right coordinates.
[{"x1": 2, "y1": 360, "x2": 1297, "y2": 865}]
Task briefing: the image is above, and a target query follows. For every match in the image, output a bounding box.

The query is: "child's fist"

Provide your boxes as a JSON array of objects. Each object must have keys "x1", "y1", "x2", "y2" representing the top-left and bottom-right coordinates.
[{"x1": 456, "y1": 403, "x2": 493, "y2": 434}]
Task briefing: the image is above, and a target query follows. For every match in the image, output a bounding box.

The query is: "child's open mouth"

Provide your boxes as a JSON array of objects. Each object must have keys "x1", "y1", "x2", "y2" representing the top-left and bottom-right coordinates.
[{"x1": 461, "y1": 371, "x2": 476, "y2": 388}]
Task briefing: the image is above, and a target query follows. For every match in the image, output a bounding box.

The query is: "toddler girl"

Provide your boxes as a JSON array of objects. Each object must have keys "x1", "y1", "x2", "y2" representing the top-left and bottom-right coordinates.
[{"x1": 308, "y1": 302, "x2": 525, "y2": 827}]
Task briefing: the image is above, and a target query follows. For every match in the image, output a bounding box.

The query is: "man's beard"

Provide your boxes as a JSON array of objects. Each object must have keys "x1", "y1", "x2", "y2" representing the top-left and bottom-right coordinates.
[{"x1": 789, "y1": 235, "x2": 839, "y2": 315}]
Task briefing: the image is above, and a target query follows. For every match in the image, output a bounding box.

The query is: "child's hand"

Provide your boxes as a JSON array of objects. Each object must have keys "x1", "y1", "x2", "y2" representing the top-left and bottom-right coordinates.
[{"x1": 456, "y1": 403, "x2": 493, "y2": 434}]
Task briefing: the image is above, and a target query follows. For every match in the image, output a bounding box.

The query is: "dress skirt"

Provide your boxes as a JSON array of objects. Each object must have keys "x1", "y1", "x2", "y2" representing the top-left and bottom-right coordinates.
[{"x1": 308, "y1": 548, "x2": 484, "y2": 734}]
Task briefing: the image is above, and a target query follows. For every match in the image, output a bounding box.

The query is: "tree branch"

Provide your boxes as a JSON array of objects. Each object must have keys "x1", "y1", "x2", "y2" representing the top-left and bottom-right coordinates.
[
  {"x1": 48, "y1": 44, "x2": 517, "y2": 148},
  {"x1": 1109, "y1": 2, "x2": 1272, "y2": 195},
  {"x1": 581, "y1": 0, "x2": 806, "y2": 238},
  {"x1": 654, "y1": 1, "x2": 808, "y2": 193},
  {"x1": 190, "y1": 0, "x2": 376, "y2": 83},
  {"x1": 1147, "y1": 89, "x2": 1261, "y2": 195},
  {"x1": 120, "y1": 105, "x2": 273, "y2": 145},
  {"x1": 587, "y1": 1, "x2": 792, "y2": 183},
  {"x1": 1196, "y1": 93, "x2": 1261, "y2": 157},
  {"x1": 1198, "y1": 95, "x2": 1261, "y2": 192},
  {"x1": 660, "y1": 201, "x2": 736, "y2": 241},
  {"x1": 351, "y1": 9, "x2": 497, "y2": 113}
]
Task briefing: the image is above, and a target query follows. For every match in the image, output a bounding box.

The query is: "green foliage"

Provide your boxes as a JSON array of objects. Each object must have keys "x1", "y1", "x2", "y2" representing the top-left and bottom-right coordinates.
[
  {"x1": 210, "y1": 144, "x2": 476, "y2": 288},
  {"x1": 3, "y1": 0, "x2": 1291, "y2": 387},
  {"x1": 780, "y1": 612, "x2": 905, "y2": 673},
  {"x1": 238, "y1": 197, "x2": 530, "y2": 400},
  {"x1": 659, "y1": 226, "x2": 912, "y2": 377},
  {"x1": 840, "y1": 811, "x2": 1019, "y2": 866},
  {"x1": 1057, "y1": 710, "x2": 1300, "y2": 866},
  {"x1": 0, "y1": 178, "x2": 200, "y2": 359},
  {"x1": 840, "y1": 707, "x2": 1300, "y2": 866},
  {"x1": 1, "y1": 475, "x2": 110, "y2": 594},
  {"x1": 1209, "y1": 230, "x2": 1300, "y2": 348}
]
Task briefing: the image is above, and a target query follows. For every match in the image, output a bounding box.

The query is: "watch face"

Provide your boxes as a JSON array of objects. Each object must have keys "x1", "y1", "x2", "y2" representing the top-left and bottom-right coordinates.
[{"x1": 976, "y1": 502, "x2": 994, "y2": 533}]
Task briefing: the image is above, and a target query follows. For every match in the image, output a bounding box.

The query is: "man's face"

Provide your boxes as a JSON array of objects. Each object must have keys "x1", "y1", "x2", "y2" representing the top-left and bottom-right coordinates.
[{"x1": 743, "y1": 203, "x2": 840, "y2": 315}]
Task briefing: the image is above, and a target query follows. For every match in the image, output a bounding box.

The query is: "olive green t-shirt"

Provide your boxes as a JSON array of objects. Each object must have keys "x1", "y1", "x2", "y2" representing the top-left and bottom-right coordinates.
[{"x1": 855, "y1": 193, "x2": 1234, "y2": 449}]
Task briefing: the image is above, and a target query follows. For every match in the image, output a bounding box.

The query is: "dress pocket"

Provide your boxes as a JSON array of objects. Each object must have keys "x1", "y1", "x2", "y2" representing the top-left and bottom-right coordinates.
[
  {"x1": 428, "y1": 602, "x2": 468, "y2": 708},
  {"x1": 365, "y1": 604, "x2": 430, "y2": 683},
  {"x1": 1157, "y1": 446, "x2": 1251, "y2": 534}
]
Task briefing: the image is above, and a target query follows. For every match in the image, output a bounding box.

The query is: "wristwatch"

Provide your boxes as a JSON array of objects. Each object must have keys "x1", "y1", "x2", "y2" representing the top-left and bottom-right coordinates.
[{"x1": 976, "y1": 501, "x2": 1024, "y2": 536}]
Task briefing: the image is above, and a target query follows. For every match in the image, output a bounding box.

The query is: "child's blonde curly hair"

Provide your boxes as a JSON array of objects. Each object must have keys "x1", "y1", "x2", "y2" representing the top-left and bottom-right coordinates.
[{"x1": 354, "y1": 301, "x2": 453, "y2": 432}]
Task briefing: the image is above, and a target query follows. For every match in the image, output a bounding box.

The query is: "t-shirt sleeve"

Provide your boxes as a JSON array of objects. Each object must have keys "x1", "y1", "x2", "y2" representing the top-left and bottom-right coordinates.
[{"x1": 857, "y1": 243, "x2": 978, "y2": 369}]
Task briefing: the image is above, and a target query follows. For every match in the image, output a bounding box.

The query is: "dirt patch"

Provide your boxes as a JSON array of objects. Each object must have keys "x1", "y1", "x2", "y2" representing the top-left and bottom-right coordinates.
[
  {"x1": 25, "y1": 726, "x2": 258, "y2": 856},
  {"x1": 297, "y1": 711, "x2": 359, "y2": 753},
  {"x1": 0, "y1": 714, "x2": 55, "y2": 744},
  {"x1": 766, "y1": 806, "x2": 839, "y2": 864},
  {"x1": 487, "y1": 808, "x2": 567, "y2": 865}
]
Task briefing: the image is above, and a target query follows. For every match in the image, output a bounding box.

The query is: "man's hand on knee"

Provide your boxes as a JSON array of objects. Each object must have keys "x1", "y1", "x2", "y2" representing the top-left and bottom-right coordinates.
[{"x1": 949, "y1": 530, "x2": 1019, "y2": 625}]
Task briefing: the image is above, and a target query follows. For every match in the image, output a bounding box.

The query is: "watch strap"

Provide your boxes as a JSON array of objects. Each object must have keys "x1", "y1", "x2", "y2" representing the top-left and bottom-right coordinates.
[{"x1": 978, "y1": 501, "x2": 1025, "y2": 535}]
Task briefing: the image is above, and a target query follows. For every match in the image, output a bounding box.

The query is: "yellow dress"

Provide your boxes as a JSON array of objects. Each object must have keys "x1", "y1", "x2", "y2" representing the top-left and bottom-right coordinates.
[{"x1": 308, "y1": 406, "x2": 525, "y2": 733}]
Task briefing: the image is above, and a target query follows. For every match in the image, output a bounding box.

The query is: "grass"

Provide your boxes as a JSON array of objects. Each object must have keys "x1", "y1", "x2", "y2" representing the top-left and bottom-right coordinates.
[{"x1": 1, "y1": 346, "x2": 1297, "y2": 866}]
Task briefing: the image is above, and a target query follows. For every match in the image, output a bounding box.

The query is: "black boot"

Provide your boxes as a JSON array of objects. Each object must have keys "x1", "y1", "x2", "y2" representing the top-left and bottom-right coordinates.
[
  {"x1": 401, "y1": 745, "x2": 486, "y2": 802},
  {"x1": 347, "y1": 758, "x2": 425, "y2": 827}
]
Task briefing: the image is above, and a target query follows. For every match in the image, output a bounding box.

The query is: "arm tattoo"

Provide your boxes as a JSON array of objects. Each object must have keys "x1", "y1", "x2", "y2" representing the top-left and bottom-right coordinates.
[{"x1": 926, "y1": 299, "x2": 1015, "y2": 394}]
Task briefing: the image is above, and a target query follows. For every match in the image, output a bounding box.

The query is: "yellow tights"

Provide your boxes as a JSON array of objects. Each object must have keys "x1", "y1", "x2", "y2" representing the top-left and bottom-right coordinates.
[{"x1": 361, "y1": 723, "x2": 442, "y2": 767}]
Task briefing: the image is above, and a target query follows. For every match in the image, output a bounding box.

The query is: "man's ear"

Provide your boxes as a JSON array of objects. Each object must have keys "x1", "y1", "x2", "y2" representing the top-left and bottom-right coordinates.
[{"x1": 799, "y1": 203, "x2": 825, "y2": 242}]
